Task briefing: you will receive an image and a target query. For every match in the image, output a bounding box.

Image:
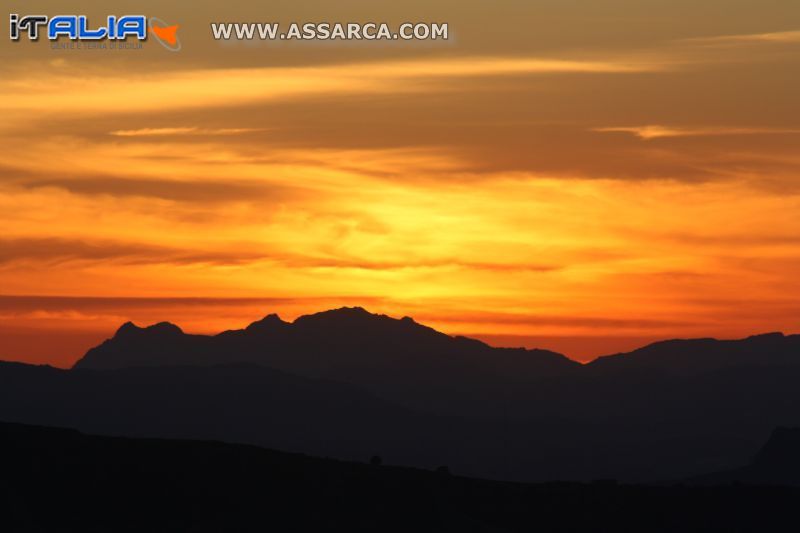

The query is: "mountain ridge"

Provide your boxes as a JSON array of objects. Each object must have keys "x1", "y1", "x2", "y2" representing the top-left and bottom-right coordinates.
[
  {"x1": 67, "y1": 307, "x2": 800, "y2": 420},
  {"x1": 587, "y1": 331, "x2": 800, "y2": 377},
  {"x1": 74, "y1": 307, "x2": 579, "y2": 401},
  {"x1": 75, "y1": 306, "x2": 798, "y2": 369}
]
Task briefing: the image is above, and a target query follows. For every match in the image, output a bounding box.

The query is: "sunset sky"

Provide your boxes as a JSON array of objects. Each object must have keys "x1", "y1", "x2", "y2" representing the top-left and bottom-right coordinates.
[{"x1": 1, "y1": 0, "x2": 799, "y2": 366}]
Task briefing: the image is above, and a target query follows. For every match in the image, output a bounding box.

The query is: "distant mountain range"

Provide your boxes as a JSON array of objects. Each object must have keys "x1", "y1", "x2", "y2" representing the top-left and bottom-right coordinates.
[
  {"x1": 4, "y1": 421, "x2": 800, "y2": 532},
  {"x1": 3, "y1": 307, "x2": 800, "y2": 482}
]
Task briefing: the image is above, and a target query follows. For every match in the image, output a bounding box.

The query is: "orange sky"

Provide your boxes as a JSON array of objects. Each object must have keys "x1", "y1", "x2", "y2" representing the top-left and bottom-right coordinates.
[{"x1": 1, "y1": 1, "x2": 799, "y2": 366}]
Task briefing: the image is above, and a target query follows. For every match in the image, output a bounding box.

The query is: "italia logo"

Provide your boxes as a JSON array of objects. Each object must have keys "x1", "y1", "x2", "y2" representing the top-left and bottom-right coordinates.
[{"x1": 9, "y1": 14, "x2": 181, "y2": 51}]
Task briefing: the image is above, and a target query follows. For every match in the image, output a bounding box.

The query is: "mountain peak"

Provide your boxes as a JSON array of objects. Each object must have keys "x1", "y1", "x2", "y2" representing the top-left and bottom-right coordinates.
[
  {"x1": 290, "y1": 307, "x2": 447, "y2": 342},
  {"x1": 245, "y1": 313, "x2": 288, "y2": 332},
  {"x1": 308, "y1": 306, "x2": 371, "y2": 318},
  {"x1": 114, "y1": 321, "x2": 183, "y2": 339},
  {"x1": 150, "y1": 322, "x2": 183, "y2": 334},
  {"x1": 293, "y1": 306, "x2": 386, "y2": 326},
  {"x1": 115, "y1": 321, "x2": 141, "y2": 336}
]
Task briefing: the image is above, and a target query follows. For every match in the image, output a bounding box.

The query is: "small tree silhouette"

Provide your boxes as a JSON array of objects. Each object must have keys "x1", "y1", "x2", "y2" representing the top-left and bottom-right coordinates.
[{"x1": 370, "y1": 455, "x2": 383, "y2": 467}]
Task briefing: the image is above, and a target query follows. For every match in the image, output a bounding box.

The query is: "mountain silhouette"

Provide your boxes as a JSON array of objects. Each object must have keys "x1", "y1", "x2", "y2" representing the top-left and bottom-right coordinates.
[
  {"x1": 3, "y1": 421, "x2": 800, "y2": 533},
  {"x1": 76, "y1": 306, "x2": 575, "y2": 376},
  {"x1": 74, "y1": 307, "x2": 578, "y2": 415},
  {"x1": 2, "y1": 307, "x2": 800, "y2": 482}
]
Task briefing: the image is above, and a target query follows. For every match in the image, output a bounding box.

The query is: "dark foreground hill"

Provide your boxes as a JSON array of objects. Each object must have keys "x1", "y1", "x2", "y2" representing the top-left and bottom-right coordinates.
[
  {"x1": 3, "y1": 421, "x2": 800, "y2": 533},
  {"x1": 690, "y1": 426, "x2": 800, "y2": 486}
]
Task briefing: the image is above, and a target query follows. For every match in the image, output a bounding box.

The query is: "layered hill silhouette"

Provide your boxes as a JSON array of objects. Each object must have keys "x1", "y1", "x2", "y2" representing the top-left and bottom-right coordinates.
[
  {"x1": 2, "y1": 307, "x2": 800, "y2": 482},
  {"x1": 74, "y1": 307, "x2": 578, "y2": 415},
  {"x1": 4, "y1": 421, "x2": 800, "y2": 533},
  {"x1": 690, "y1": 426, "x2": 800, "y2": 486},
  {"x1": 0, "y1": 359, "x2": 596, "y2": 481}
]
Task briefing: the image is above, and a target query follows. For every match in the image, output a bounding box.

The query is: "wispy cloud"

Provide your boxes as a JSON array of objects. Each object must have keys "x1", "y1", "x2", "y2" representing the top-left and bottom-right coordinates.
[
  {"x1": 0, "y1": 236, "x2": 274, "y2": 266},
  {"x1": 0, "y1": 235, "x2": 563, "y2": 273},
  {"x1": 593, "y1": 125, "x2": 800, "y2": 140},
  {"x1": 22, "y1": 177, "x2": 302, "y2": 204},
  {"x1": 372, "y1": 56, "x2": 665, "y2": 76},
  {"x1": 682, "y1": 30, "x2": 800, "y2": 45},
  {"x1": 0, "y1": 55, "x2": 669, "y2": 117},
  {"x1": 109, "y1": 127, "x2": 264, "y2": 137}
]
